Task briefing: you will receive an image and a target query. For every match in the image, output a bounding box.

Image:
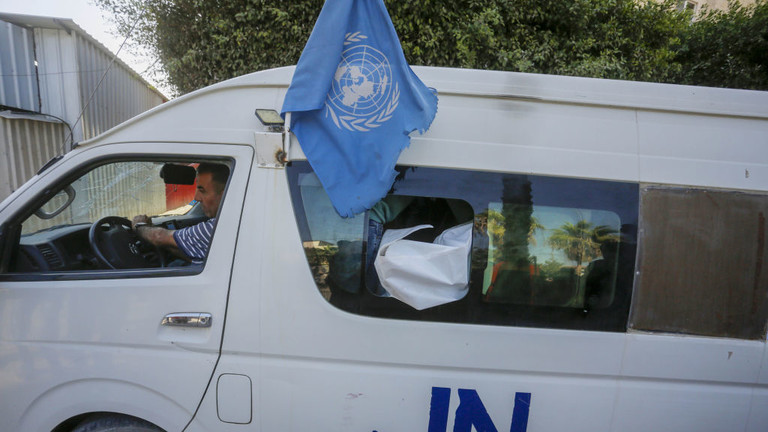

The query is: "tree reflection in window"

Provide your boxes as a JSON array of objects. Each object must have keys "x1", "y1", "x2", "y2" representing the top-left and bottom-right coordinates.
[{"x1": 483, "y1": 203, "x2": 622, "y2": 310}]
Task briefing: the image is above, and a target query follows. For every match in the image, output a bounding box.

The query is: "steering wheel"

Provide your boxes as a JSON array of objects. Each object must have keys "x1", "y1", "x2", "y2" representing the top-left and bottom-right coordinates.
[{"x1": 89, "y1": 216, "x2": 166, "y2": 269}]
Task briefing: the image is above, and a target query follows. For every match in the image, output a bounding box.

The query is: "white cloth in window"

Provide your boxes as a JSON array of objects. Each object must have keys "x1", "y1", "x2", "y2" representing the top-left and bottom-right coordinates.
[{"x1": 374, "y1": 222, "x2": 472, "y2": 310}]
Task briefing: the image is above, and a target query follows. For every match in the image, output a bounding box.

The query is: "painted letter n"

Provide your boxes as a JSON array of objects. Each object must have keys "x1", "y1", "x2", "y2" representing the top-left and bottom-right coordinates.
[{"x1": 428, "y1": 387, "x2": 531, "y2": 432}]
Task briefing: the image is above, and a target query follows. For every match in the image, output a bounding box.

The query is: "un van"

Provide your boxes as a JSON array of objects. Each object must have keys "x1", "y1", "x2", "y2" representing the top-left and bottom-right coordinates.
[{"x1": 0, "y1": 66, "x2": 767, "y2": 432}]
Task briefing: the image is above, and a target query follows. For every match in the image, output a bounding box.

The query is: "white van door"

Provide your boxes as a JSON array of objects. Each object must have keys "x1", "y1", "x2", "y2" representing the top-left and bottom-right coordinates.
[{"x1": 0, "y1": 142, "x2": 253, "y2": 432}]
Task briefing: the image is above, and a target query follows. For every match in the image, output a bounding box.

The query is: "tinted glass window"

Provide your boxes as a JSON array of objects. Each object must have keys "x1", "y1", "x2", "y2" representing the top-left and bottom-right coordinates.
[{"x1": 288, "y1": 161, "x2": 639, "y2": 331}]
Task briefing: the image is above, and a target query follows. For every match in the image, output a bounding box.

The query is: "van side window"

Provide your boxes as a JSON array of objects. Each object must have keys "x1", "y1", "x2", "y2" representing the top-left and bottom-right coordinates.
[
  {"x1": 480, "y1": 203, "x2": 623, "y2": 310},
  {"x1": 630, "y1": 187, "x2": 768, "y2": 340},
  {"x1": 288, "y1": 162, "x2": 639, "y2": 332},
  {"x1": 1, "y1": 159, "x2": 230, "y2": 277}
]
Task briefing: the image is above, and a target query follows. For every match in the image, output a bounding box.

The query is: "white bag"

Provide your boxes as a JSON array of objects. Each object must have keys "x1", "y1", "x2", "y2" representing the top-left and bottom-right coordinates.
[{"x1": 374, "y1": 222, "x2": 473, "y2": 310}]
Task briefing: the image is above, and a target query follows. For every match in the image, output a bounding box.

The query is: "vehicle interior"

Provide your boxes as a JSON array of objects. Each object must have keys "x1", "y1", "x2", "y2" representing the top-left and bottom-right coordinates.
[{"x1": 0, "y1": 161, "x2": 219, "y2": 273}]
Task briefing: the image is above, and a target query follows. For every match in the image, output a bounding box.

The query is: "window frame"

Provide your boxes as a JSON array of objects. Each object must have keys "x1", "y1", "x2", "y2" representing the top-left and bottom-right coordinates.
[
  {"x1": 288, "y1": 161, "x2": 640, "y2": 332},
  {"x1": 0, "y1": 154, "x2": 235, "y2": 281}
]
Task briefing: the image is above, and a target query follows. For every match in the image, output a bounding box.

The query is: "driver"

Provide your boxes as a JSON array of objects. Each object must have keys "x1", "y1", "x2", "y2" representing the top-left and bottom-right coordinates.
[{"x1": 132, "y1": 163, "x2": 230, "y2": 263}]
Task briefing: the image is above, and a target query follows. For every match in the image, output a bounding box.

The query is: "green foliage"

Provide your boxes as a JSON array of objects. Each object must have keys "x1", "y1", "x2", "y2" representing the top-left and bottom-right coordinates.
[
  {"x1": 96, "y1": 0, "x2": 768, "y2": 95},
  {"x1": 99, "y1": 0, "x2": 323, "y2": 94},
  {"x1": 304, "y1": 244, "x2": 336, "y2": 263},
  {"x1": 540, "y1": 257, "x2": 566, "y2": 279},
  {"x1": 548, "y1": 221, "x2": 618, "y2": 269},
  {"x1": 676, "y1": 0, "x2": 768, "y2": 90},
  {"x1": 387, "y1": 0, "x2": 688, "y2": 82}
]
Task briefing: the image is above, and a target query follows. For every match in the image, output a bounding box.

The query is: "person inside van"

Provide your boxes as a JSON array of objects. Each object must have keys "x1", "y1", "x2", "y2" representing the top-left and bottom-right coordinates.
[
  {"x1": 131, "y1": 163, "x2": 229, "y2": 264},
  {"x1": 583, "y1": 239, "x2": 619, "y2": 312}
]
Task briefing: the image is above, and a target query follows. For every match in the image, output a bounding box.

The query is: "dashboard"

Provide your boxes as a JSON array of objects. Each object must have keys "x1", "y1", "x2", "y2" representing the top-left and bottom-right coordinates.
[
  {"x1": 12, "y1": 211, "x2": 207, "y2": 273},
  {"x1": 16, "y1": 224, "x2": 98, "y2": 272}
]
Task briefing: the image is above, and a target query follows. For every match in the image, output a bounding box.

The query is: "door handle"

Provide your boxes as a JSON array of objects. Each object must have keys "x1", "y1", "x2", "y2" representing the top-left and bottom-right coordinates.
[{"x1": 161, "y1": 313, "x2": 212, "y2": 328}]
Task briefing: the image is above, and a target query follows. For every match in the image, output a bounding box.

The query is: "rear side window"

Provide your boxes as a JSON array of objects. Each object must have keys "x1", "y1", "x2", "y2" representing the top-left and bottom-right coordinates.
[
  {"x1": 288, "y1": 162, "x2": 639, "y2": 332},
  {"x1": 630, "y1": 187, "x2": 768, "y2": 340}
]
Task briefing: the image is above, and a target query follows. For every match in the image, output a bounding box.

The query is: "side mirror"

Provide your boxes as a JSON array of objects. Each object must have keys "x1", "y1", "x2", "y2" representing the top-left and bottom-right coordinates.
[
  {"x1": 34, "y1": 185, "x2": 76, "y2": 219},
  {"x1": 160, "y1": 164, "x2": 197, "y2": 185}
]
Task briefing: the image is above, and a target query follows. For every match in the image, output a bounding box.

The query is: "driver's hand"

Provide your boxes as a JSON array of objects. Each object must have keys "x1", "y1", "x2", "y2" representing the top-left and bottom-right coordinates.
[{"x1": 132, "y1": 215, "x2": 152, "y2": 230}]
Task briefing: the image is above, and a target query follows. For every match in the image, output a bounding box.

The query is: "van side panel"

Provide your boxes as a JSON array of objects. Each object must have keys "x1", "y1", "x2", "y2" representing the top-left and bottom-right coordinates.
[
  {"x1": 194, "y1": 166, "x2": 624, "y2": 431},
  {"x1": 637, "y1": 111, "x2": 768, "y2": 192},
  {"x1": 195, "y1": 73, "x2": 768, "y2": 431},
  {"x1": 0, "y1": 143, "x2": 253, "y2": 431}
]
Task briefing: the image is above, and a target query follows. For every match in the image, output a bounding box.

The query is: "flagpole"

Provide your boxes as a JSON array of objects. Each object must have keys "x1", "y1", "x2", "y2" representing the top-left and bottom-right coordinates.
[{"x1": 284, "y1": 112, "x2": 292, "y2": 162}]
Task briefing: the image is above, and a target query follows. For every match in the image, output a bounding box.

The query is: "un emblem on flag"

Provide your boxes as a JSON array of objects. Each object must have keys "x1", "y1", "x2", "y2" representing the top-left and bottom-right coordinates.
[{"x1": 325, "y1": 32, "x2": 400, "y2": 132}]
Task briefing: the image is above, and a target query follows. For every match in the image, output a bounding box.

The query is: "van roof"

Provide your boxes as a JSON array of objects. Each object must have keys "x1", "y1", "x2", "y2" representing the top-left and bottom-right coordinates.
[
  {"x1": 82, "y1": 65, "x2": 768, "y2": 148},
  {"x1": 211, "y1": 65, "x2": 768, "y2": 117},
  {"x1": 77, "y1": 66, "x2": 768, "y2": 193}
]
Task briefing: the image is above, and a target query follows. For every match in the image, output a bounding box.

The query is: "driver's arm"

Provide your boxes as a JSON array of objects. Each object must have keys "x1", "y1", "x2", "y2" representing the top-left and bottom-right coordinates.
[{"x1": 132, "y1": 215, "x2": 188, "y2": 260}]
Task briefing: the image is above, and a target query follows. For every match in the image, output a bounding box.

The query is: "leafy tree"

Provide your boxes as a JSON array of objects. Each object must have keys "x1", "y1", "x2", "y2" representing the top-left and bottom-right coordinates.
[
  {"x1": 676, "y1": 0, "x2": 768, "y2": 90},
  {"x1": 478, "y1": 209, "x2": 506, "y2": 248},
  {"x1": 98, "y1": 0, "x2": 324, "y2": 93},
  {"x1": 540, "y1": 257, "x2": 566, "y2": 280},
  {"x1": 386, "y1": 0, "x2": 688, "y2": 82},
  {"x1": 548, "y1": 221, "x2": 618, "y2": 273},
  {"x1": 480, "y1": 210, "x2": 543, "y2": 246},
  {"x1": 526, "y1": 216, "x2": 546, "y2": 246},
  {"x1": 97, "y1": 0, "x2": 768, "y2": 95}
]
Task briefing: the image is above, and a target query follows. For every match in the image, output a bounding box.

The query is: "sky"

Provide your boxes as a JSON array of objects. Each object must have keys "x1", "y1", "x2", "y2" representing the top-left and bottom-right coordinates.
[{"x1": 1, "y1": 0, "x2": 168, "y2": 96}]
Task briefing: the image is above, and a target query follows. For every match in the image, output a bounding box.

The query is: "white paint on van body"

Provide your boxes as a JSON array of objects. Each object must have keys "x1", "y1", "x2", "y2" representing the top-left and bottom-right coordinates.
[{"x1": 1, "y1": 66, "x2": 767, "y2": 431}]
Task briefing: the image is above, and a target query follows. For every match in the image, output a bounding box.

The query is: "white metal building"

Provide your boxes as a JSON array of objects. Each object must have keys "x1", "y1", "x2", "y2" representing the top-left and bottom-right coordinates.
[{"x1": 0, "y1": 13, "x2": 167, "y2": 201}]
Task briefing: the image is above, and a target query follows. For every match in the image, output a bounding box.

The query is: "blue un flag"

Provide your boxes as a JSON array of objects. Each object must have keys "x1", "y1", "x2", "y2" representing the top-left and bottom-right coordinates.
[{"x1": 281, "y1": 0, "x2": 438, "y2": 217}]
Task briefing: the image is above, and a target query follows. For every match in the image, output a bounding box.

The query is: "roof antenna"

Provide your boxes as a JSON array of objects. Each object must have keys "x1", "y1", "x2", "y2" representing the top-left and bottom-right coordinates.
[{"x1": 61, "y1": 14, "x2": 141, "y2": 153}]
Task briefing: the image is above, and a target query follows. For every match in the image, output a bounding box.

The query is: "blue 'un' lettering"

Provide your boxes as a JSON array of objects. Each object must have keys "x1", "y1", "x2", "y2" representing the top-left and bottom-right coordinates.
[{"x1": 427, "y1": 387, "x2": 531, "y2": 432}]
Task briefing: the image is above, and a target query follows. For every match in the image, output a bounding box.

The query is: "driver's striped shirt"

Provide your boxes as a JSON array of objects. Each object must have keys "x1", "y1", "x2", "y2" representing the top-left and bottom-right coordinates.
[{"x1": 173, "y1": 218, "x2": 216, "y2": 263}]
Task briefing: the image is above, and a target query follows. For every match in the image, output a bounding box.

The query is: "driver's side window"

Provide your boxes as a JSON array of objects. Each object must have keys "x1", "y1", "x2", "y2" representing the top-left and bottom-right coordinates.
[{"x1": 3, "y1": 159, "x2": 227, "y2": 275}]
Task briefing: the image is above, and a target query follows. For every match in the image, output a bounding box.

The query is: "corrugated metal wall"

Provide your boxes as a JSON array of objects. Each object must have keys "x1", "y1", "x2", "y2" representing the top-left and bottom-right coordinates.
[
  {"x1": 0, "y1": 114, "x2": 65, "y2": 200},
  {"x1": 35, "y1": 26, "x2": 82, "y2": 143},
  {"x1": 83, "y1": 162, "x2": 167, "y2": 221},
  {"x1": 75, "y1": 33, "x2": 165, "y2": 140},
  {"x1": 0, "y1": 15, "x2": 167, "y2": 203},
  {"x1": 0, "y1": 21, "x2": 40, "y2": 112}
]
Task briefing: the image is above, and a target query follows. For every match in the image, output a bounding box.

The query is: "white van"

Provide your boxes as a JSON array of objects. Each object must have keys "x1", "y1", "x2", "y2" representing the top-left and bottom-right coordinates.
[{"x1": 1, "y1": 66, "x2": 767, "y2": 432}]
